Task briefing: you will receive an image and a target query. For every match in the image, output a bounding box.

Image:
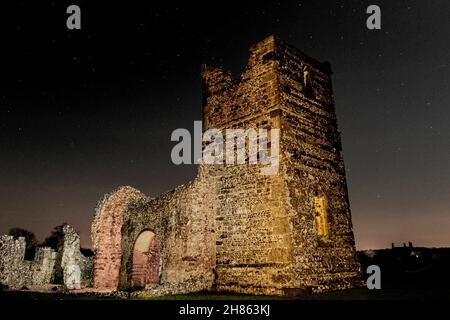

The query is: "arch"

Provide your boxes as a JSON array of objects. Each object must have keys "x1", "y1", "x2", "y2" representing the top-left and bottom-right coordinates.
[
  {"x1": 91, "y1": 186, "x2": 147, "y2": 290},
  {"x1": 303, "y1": 69, "x2": 314, "y2": 98},
  {"x1": 131, "y1": 230, "x2": 161, "y2": 289}
]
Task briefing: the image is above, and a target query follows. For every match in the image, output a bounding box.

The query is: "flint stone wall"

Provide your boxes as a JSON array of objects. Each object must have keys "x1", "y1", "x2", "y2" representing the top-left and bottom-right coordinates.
[
  {"x1": 57, "y1": 225, "x2": 93, "y2": 288},
  {"x1": 0, "y1": 235, "x2": 56, "y2": 289},
  {"x1": 92, "y1": 177, "x2": 216, "y2": 292},
  {"x1": 0, "y1": 225, "x2": 93, "y2": 289}
]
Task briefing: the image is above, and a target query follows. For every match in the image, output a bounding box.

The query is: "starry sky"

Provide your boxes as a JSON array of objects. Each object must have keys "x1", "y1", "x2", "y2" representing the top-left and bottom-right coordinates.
[{"x1": 0, "y1": 1, "x2": 449, "y2": 249}]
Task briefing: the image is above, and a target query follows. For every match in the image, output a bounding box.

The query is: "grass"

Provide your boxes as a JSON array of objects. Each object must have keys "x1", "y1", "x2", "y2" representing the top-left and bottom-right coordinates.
[{"x1": 2, "y1": 281, "x2": 449, "y2": 300}]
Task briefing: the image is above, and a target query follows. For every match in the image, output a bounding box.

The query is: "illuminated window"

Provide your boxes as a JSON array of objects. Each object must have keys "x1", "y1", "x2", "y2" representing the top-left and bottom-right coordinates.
[
  {"x1": 303, "y1": 70, "x2": 310, "y2": 87},
  {"x1": 314, "y1": 196, "x2": 329, "y2": 237},
  {"x1": 303, "y1": 70, "x2": 314, "y2": 98}
]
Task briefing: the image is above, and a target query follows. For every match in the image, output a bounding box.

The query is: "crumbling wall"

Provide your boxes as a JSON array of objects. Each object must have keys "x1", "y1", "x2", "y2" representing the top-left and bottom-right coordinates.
[
  {"x1": 0, "y1": 235, "x2": 56, "y2": 289},
  {"x1": 32, "y1": 247, "x2": 58, "y2": 286},
  {"x1": 0, "y1": 235, "x2": 27, "y2": 287},
  {"x1": 57, "y1": 225, "x2": 93, "y2": 288},
  {"x1": 0, "y1": 226, "x2": 93, "y2": 290},
  {"x1": 92, "y1": 179, "x2": 216, "y2": 293}
]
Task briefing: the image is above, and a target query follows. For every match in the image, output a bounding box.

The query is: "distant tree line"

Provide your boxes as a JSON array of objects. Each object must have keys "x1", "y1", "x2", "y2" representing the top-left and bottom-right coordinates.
[{"x1": 8, "y1": 223, "x2": 94, "y2": 260}]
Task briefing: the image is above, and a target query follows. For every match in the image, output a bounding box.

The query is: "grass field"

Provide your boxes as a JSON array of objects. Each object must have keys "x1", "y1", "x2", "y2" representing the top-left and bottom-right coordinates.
[{"x1": 1, "y1": 281, "x2": 449, "y2": 300}]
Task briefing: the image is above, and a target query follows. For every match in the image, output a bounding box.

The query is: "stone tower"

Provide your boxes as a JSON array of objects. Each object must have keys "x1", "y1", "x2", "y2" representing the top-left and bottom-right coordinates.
[
  {"x1": 201, "y1": 35, "x2": 360, "y2": 295},
  {"x1": 91, "y1": 35, "x2": 360, "y2": 296}
]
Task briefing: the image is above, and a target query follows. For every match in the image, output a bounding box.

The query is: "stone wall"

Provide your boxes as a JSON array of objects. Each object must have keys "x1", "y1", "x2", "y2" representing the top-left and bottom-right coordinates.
[
  {"x1": 0, "y1": 235, "x2": 56, "y2": 289},
  {"x1": 0, "y1": 225, "x2": 93, "y2": 289},
  {"x1": 92, "y1": 179, "x2": 216, "y2": 292},
  {"x1": 58, "y1": 225, "x2": 93, "y2": 288}
]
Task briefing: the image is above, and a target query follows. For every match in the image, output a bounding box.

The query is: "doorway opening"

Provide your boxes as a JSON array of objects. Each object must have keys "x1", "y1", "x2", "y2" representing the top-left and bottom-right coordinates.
[{"x1": 130, "y1": 230, "x2": 160, "y2": 289}]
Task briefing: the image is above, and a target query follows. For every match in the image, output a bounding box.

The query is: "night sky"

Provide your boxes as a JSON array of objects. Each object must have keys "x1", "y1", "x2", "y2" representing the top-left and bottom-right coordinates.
[{"x1": 1, "y1": 1, "x2": 449, "y2": 249}]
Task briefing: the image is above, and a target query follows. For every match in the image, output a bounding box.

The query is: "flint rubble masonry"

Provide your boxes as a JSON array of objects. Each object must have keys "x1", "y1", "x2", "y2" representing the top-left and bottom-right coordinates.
[{"x1": 0, "y1": 225, "x2": 93, "y2": 289}]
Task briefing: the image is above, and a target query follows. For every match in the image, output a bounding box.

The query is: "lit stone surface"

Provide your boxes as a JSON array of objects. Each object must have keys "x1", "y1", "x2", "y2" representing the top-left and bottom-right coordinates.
[
  {"x1": 0, "y1": 225, "x2": 92, "y2": 289},
  {"x1": 88, "y1": 35, "x2": 362, "y2": 296},
  {"x1": 65, "y1": 264, "x2": 81, "y2": 290}
]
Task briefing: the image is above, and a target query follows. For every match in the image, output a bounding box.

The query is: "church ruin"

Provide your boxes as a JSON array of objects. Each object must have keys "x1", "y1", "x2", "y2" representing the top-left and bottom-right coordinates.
[{"x1": 91, "y1": 35, "x2": 361, "y2": 296}]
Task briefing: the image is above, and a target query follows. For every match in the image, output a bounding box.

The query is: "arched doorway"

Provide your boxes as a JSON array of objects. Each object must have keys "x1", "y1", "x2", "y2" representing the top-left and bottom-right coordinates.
[{"x1": 131, "y1": 230, "x2": 160, "y2": 289}]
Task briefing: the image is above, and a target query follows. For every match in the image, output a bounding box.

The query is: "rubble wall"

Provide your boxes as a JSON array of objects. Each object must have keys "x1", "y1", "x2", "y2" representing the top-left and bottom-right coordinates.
[{"x1": 0, "y1": 235, "x2": 56, "y2": 289}]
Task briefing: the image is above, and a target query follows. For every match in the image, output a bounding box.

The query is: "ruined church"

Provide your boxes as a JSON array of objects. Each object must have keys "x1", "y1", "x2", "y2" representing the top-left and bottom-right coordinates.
[{"x1": 91, "y1": 35, "x2": 361, "y2": 296}]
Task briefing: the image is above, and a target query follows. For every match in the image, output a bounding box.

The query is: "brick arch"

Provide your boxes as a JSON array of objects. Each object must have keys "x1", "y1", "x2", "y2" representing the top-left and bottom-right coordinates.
[
  {"x1": 130, "y1": 230, "x2": 161, "y2": 289},
  {"x1": 91, "y1": 186, "x2": 147, "y2": 290}
]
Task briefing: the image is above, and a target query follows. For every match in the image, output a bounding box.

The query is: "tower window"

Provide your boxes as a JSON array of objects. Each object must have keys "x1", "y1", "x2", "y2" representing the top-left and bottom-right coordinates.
[
  {"x1": 303, "y1": 70, "x2": 310, "y2": 87},
  {"x1": 313, "y1": 196, "x2": 329, "y2": 237},
  {"x1": 303, "y1": 70, "x2": 314, "y2": 98}
]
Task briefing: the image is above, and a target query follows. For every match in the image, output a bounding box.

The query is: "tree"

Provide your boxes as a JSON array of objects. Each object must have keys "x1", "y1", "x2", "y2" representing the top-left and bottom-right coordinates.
[
  {"x1": 80, "y1": 247, "x2": 94, "y2": 257},
  {"x1": 41, "y1": 223, "x2": 69, "y2": 250},
  {"x1": 8, "y1": 228, "x2": 38, "y2": 260}
]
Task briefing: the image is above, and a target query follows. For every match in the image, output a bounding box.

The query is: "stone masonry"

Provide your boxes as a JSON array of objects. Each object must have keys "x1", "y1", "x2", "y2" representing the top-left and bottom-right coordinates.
[
  {"x1": 56, "y1": 225, "x2": 93, "y2": 288},
  {"x1": 91, "y1": 35, "x2": 361, "y2": 296},
  {"x1": 0, "y1": 235, "x2": 56, "y2": 289},
  {"x1": 0, "y1": 225, "x2": 93, "y2": 289}
]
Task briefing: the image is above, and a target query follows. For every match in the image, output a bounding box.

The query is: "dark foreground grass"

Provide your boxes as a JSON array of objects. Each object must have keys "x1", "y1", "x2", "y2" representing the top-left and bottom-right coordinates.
[
  {"x1": 142, "y1": 285, "x2": 450, "y2": 300},
  {"x1": 1, "y1": 282, "x2": 449, "y2": 300}
]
